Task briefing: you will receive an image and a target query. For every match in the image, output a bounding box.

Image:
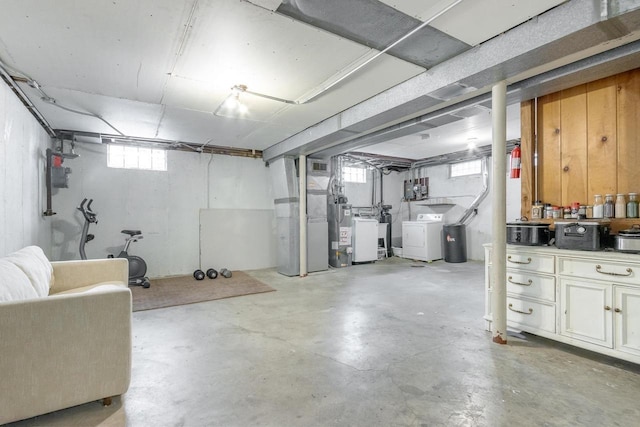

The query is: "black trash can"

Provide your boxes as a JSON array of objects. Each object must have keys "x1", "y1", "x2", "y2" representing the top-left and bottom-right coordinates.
[{"x1": 443, "y1": 224, "x2": 467, "y2": 263}]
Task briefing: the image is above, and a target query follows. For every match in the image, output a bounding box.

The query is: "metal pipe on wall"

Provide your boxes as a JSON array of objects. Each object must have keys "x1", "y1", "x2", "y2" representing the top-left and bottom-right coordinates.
[
  {"x1": 299, "y1": 155, "x2": 308, "y2": 277},
  {"x1": 455, "y1": 157, "x2": 489, "y2": 225},
  {"x1": 380, "y1": 169, "x2": 384, "y2": 207},
  {"x1": 490, "y1": 81, "x2": 508, "y2": 345}
]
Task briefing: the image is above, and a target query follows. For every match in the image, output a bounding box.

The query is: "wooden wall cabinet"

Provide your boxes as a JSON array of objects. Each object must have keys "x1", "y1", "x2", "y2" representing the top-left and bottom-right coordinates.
[{"x1": 521, "y1": 68, "x2": 640, "y2": 233}]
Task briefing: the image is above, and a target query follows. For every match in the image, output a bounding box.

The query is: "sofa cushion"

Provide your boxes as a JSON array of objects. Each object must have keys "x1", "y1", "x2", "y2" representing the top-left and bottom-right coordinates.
[
  {"x1": 0, "y1": 259, "x2": 39, "y2": 302},
  {"x1": 54, "y1": 282, "x2": 127, "y2": 296},
  {"x1": 4, "y1": 246, "x2": 53, "y2": 298}
]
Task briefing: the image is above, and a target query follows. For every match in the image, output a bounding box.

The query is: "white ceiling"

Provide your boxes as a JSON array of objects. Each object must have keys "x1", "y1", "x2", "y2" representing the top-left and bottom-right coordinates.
[
  {"x1": 361, "y1": 103, "x2": 521, "y2": 160},
  {"x1": 0, "y1": 0, "x2": 566, "y2": 159}
]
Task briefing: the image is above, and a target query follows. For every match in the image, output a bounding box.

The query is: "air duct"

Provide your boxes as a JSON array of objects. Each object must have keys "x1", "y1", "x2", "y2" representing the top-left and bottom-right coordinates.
[{"x1": 455, "y1": 157, "x2": 489, "y2": 226}]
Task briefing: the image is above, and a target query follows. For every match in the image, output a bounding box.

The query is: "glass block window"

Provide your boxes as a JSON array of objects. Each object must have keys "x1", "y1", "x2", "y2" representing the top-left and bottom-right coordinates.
[
  {"x1": 450, "y1": 159, "x2": 482, "y2": 178},
  {"x1": 343, "y1": 166, "x2": 367, "y2": 183},
  {"x1": 107, "y1": 144, "x2": 167, "y2": 171}
]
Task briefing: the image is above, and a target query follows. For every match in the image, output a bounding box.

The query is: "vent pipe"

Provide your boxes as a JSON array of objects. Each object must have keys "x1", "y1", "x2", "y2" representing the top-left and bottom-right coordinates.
[{"x1": 455, "y1": 157, "x2": 489, "y2": 225}]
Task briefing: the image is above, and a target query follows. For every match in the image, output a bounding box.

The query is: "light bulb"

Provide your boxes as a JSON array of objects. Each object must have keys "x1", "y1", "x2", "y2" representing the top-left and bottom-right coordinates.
[{"x1": 224, "y1": 95, "x2": 239, "y2": 109}]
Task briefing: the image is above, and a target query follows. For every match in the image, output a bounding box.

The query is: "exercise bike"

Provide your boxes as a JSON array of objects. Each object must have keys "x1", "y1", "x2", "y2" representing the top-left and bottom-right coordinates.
[
  {"x1": 78, "y1": 198, "x2": 97, "y2": 261},
  {"x1": 78, "y1": 198, "x2": 151, "y2": 288}
]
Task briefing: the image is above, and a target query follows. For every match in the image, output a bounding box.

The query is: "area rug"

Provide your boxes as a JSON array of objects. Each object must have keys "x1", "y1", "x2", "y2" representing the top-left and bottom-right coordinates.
[{"x1": 130, "y1": 271, "x2": 275, "y2": 312}]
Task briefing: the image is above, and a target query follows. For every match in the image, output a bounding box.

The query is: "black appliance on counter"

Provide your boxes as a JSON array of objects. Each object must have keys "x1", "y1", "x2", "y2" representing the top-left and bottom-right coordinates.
[
  {"x1": 506, "y1": 222, "x2": 553, "y2": 246},
  {"x1": 554, "y1": 220, "x2": 610, "y2": 251}
]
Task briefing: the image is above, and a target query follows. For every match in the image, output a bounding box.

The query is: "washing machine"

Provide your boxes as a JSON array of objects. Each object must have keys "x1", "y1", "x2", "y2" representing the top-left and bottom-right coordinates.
[{"x1": 402, "y1": 213, "x2": 444, "y2": 262}]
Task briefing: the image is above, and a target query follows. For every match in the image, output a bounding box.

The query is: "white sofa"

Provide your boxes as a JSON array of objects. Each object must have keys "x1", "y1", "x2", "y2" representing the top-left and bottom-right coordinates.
[{"x1": 0, "y1": 246, "x2": 132, "y2": 425}]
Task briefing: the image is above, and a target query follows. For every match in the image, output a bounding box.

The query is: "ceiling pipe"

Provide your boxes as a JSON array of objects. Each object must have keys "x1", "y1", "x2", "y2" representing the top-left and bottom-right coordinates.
[
  {"x1": 0, "y1": 60, "x2": 55, "y2": 138},
  {"x1": 5, "y1": 65, "x2": 126, "y2": 137},
  {"x1": 55, "y1": 130, "x2": 263, "y2": 158}
]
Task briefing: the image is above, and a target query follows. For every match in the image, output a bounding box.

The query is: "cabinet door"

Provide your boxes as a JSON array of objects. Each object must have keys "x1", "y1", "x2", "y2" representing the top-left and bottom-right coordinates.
[
  {"x1": 614, "y1": 286, "x2": 640, "y2": 357},
  {"x1": 560, "y1": 279, "x2": 613, "y2": 348}
]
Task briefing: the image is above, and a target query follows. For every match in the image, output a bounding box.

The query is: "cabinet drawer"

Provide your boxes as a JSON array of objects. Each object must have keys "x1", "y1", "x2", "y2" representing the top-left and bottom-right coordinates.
[
  {"x1": 506, "y1": 271, "x2": 555, "y2": 302},
  {"x1": 507, "y1": 297, "x2": 556, "y2": 333},
  {"x1": 506, "y1": 251, "x2": 555, "y2": 274},
  {"x1": 558, "y1": 257, "x2": 640, "y2": 286}
]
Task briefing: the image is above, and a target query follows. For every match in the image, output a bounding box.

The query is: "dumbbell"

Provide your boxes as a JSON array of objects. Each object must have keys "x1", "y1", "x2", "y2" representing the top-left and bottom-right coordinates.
[
  {"x1": 193, "y1": 269, "x2": 205, "y2": 280},
  {"x1": 206, "y1": 268, "x2": 218, "y2": 279},
  {"x1": 219, "y1": 268, "x2": 232, "y2": 278}
]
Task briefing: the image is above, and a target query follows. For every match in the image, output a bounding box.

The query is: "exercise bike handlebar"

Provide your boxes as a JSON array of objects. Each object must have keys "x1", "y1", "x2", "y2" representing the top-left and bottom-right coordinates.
[{"x1": 78, "y1": 198, "x2": 98, "y2": 223}]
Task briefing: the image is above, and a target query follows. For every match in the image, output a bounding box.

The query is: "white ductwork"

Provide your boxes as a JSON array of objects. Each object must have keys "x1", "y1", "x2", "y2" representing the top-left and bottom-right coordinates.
[
  {"x1": 454, "y1": 157, "x2": 489, "y2": 226},
  {"x1": 263, "y1": 0, "x2": 640, "y2": 162}
]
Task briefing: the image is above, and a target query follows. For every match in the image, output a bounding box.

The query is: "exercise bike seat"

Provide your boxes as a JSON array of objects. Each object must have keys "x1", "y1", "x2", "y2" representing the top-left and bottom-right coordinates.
[{"x1": 121, "y1": 229, "x2": 142, "y2": 236}]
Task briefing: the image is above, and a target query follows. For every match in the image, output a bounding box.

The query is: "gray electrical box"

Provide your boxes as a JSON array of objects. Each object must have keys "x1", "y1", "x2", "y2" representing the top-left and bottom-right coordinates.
[{"x1": 52, "y1": 167, "x2": 71, "y2": 188}]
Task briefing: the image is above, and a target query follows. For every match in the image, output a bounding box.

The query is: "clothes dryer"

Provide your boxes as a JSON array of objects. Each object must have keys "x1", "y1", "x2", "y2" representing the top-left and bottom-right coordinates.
[{"x1": 402, "y1": 213, "x2": 444, "y2": 262}]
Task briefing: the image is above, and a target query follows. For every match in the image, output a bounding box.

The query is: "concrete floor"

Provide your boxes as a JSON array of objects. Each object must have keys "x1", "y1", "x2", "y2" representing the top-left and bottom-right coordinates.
[{"x1": 8, "y1": 257, "x2": 640, "y2": 427}]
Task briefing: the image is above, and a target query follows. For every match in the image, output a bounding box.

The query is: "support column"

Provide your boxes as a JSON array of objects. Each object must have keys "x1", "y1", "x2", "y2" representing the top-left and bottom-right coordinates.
[
  {"x1": 299, "y1": 155, "x2": 308, "y2": 277},
  {"x1": 491, "y1": 81, "x2": 508, "y2": 344}
]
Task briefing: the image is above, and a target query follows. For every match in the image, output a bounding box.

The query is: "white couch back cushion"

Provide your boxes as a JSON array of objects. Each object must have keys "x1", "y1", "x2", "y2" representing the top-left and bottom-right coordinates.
[
  {"x1": 3, "y1": 246, "x2": 53, "y2": 298},
  {"x1": 0, "y1": 259, "x2": 39, "y2": 302}
]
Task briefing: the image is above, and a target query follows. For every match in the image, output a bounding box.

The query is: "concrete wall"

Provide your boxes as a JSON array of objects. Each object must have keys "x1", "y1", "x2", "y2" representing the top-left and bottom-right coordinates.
[
  {"x1": 377, "y1": 158, "x2": 521, "y2": 261},
  {"x1": 0, "y1": 82, "x2": 52, "y2": 257},
  {"x1": 51, "y1": 143, "x2": 273, "y2": 277},
  {"x1": 0, "y1": 75, "x2": 520, "y2": 267}
]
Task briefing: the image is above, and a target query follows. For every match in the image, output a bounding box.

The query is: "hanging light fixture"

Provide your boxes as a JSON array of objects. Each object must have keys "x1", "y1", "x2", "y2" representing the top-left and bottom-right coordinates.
[{"x1": 214, "y1": 84, "x2": 249, "y2": 117}]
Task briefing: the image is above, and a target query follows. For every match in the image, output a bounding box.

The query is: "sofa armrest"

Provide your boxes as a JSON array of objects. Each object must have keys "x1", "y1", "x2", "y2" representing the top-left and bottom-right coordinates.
[
  {"x1": 0, "y1": 285, "x2": 132, "y2": 425},
  {"x1": 50, "y1": 258, "x2": 129, "y2": 294}
]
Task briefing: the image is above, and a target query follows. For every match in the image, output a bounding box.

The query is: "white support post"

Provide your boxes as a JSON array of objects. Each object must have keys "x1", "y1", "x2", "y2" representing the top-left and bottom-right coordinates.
[
  {"x1": 299, "y1": 155, "x2": 308, "y2": 277},
  {"x1": 491, "y1": 81, "x2": 508, "y2": 344}
]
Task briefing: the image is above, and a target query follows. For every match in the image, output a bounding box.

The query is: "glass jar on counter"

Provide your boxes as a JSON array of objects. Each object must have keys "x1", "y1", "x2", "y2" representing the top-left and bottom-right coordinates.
[
  {"x1": 544, "y1": 205, "x2": 554, "y2": 219},
  {"x1": 578, "y1": 205, "x2": 587, "y2": 219},
  {"x1": 604, "y1": 194, "x2": 615, "y2": 218},
  {"x1": 571, "y1": 202, "x2": 580, "y2": 219},
  {"x1": 563, "y1": 206, "x2": 571, "y2": 219},
  {"x1": 628, "y1": 193, "x2": 639, "y2": 218},
  {"x1": 585, "y1": 205, "x2": 593, "y2": 219},
  {"x1": 531, "y1": 201, "x2": 543, "y2": 220},
  {"x1": 593, "y1": 194, "x2": 604, "y2": 218},
  {"x1": 552, "y1": 206, "x2": 561, "y2": 219},
  {"x1": 615, "y1": 194, "x2": 627, "y2": 218}
]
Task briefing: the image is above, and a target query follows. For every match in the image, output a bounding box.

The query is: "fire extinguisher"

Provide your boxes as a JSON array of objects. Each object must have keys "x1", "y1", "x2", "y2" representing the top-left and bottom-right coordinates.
[{"x1": 510, "y1": 143, "x2": 521, "y2": 179}]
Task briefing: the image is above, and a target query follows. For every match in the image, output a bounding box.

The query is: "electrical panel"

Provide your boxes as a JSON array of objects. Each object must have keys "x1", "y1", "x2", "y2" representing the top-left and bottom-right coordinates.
[
  {"x1": 52, "y1": 166, "x2": 71, "y2": 188},
  {"x1": 403, "y1": 177, "x2": 428, "y2": 201}
]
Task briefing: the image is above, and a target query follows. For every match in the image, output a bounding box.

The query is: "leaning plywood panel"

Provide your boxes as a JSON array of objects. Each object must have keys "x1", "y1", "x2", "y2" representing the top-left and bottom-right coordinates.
[{"x1": 199, "y1": 209, "x2": 277, "y2": 272}]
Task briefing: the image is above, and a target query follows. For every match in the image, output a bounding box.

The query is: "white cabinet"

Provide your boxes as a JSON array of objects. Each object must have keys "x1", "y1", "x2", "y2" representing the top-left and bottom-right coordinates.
[
  {"x1": 484, "y1": 246, "x2": 556, "y2": 335},
  {"x1": 558, "y1": 255, "x2": 640, "y2": 356},
  {"x1": 484, "y1": 244, "x2": 640, "y2": 365},
  {"x1": 560, "y1": 278, "x2": 612, "y2": 347},
  {"x1": 615, "y1": 286, "x2": 640, "y2": 357}
]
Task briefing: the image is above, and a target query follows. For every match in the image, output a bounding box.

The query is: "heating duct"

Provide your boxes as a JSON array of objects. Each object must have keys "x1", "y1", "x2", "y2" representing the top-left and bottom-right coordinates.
[{"x1": 454, "y1": 156, "x2": 489, "y2": 226}]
